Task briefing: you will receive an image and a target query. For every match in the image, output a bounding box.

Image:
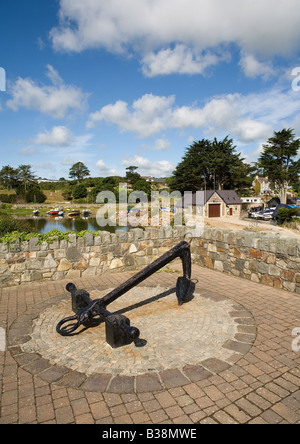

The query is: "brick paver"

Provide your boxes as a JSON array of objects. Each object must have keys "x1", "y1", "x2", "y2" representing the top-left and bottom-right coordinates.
[{"x1": 1, "y1": 264, "x2": 300, "y2": 424}]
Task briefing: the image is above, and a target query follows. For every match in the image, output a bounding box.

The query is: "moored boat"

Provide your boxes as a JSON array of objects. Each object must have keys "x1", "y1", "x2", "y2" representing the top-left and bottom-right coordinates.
[
  {"x1": 68, "y1": 209, "x2": 80, "y2": 217},
  {"x1": 49, "y1": 207, "x2": 63, "y2": 216}
]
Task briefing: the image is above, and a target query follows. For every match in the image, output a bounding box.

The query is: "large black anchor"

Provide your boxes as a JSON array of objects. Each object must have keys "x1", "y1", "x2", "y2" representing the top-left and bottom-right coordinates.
[{"x1": 56, "y1": 239, "x2": 195, "y2": 348}]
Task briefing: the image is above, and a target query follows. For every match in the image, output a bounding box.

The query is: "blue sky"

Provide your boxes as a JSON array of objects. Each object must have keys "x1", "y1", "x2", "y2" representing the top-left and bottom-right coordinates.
[{"x1": 1, "y1": 0, "x2": 300, "y2": 180}]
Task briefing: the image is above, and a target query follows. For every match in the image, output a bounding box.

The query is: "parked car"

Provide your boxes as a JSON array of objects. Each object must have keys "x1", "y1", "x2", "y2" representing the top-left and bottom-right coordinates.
[
  {"x1": 252, "y1": 210, "x2": 265, "y2": 219},
  {"x1": 251, "y1": 211, "x2": 262, "y2": 219},
  {"x1": 248, "y1": 206, "x2": 264, "y2": 218},
  {"x1": 261, "y1": 210, "x2": 275, "y2": 221}
]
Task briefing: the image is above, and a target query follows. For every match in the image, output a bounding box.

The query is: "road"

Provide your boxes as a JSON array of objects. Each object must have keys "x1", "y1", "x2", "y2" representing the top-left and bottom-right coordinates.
[{"x1": 205, "y1": 216, "x2": 300, "y2": 240}]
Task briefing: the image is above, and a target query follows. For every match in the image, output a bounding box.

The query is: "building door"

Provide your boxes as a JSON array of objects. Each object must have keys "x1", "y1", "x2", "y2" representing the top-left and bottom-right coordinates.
[
  {"x1": 209, "y1": 204, "x2": 221, "y2": 218},
  {"x1": 229, "y1": 208, "x2": 233, "y2": 216}
]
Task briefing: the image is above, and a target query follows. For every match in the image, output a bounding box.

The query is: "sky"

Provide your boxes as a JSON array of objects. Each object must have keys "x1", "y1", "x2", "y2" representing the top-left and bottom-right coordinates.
[{"x1": 1, "y1": 0, "x2": 300, "y2": 180}]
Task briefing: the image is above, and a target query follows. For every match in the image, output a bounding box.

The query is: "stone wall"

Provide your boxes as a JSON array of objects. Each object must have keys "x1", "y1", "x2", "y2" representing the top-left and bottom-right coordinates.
[
  {"x1": 192, "y1": 229, "x2": 300, "y2": 295},
  {"x1": 0, "y1": 227, "x2": 299, "y2": 295}
]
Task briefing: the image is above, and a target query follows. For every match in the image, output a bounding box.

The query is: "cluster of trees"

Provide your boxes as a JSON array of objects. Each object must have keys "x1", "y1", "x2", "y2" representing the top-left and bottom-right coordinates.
[
  {"x1": 0, "y1": 160, "x2": 154, "y2": 205},
  {"x1": 67, "y1": 166, "x2": 152, "y2": 203},
  {"x1": 169, "y1": 136, "x2": 255, "y2": 194},
  {"x1": 0, "y1": 164, "x2": 47, "y2": 203},
  {"x1": 170, "y1": 129, "x2": 300, "y2": 204},
  {"x1": 58, "y1": 163, "x2": 153, "y2": 203},
  {"x1": 1, "y1": 129, "x2": 299, "y2": 206},
  {"x1": 0, "y1": 164, "x2": 35, "y2": 191}
]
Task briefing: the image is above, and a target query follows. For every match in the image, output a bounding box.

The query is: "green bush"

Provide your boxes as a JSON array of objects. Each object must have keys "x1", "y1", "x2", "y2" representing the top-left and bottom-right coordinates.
[
  {"x1": 62, "y1": 188, "x2": 73, "y2": 201},
  {"x1": 0, "y1": 228, "x2": 105, "y2": 244},
  {"x1": 0, "y1": 214, "x2": 35, "y2": 236},
  {"x1": 25, "y1": 187, "x2": 47, "y2": 203},
  {"x1": 0, "y1": 203, "x2": 12, "y2": 210},
  {"x1": 0, "y1": 194, "x2": 17, "y2": 204},
  {"x1": 73, "y1": 184, "x2": 88, "y2": 200},
  {"x1": 277, "y1": 208, "x2": 299, "y2": 225}
]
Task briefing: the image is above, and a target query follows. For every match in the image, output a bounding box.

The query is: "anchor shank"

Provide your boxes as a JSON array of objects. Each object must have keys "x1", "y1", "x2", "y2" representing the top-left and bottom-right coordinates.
[{"x1": 100, "y1": 241, "x2": 191, "y2": 308}]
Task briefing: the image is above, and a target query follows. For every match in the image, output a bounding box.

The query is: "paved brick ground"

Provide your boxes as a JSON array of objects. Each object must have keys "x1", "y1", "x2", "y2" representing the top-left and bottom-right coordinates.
[{"x1": 1, "y1": 264, "x2": 300, "y2": 424}]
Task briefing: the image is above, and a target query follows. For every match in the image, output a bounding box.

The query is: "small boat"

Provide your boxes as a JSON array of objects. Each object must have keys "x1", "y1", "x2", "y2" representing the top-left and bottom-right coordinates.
[
  {"x1": 49, "y1": 207, "x2": 63, "y2": 216},
  {"x1": 68, "y1": 210, "x2": 80, "y2": 217},
  {"x1": 82, "y1": 209, "x2": 91, "y2": 216},
  {"x1": 32, "y1": 210, "x2": 39, "y2": 216}
]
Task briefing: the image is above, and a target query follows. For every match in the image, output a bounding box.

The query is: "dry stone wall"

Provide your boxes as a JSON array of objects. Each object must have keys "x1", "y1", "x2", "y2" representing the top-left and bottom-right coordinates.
[
  {"x1": 192, "y1": 229, "x2": 300, "y2": 295},
  {"x1": 0, "y1": 227, "x2": 299, "y2": 295}
]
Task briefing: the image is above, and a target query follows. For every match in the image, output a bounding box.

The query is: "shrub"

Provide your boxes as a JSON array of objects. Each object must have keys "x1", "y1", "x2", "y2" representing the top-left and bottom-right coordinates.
[
  {"x1": 25, "y1": 187, "x2": 47, "y2": 203},
  {"x1": 0, "y1": 194, "x2": 17, "y2": 204},
  {"x1": 62, "y1": 188, "x2": 73, "y2": 201},
  {"x1": 0, "y1": 203, "x2": 12, "y2": 210},
  {"x1": 0, "y1": 214, "x2": 35, "y2": 236},
  {"x1": 73, "y1": 184, "x2": 88, "y2": 200},
  {"x1": 277, "y1": 208, "x2": 299, "y2": 225}
]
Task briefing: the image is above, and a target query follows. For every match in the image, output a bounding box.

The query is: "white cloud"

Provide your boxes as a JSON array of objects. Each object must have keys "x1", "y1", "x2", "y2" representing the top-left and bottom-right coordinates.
[
  {"x1": 45, "y1": 64, "x2": 64, "y2": 86},
  {"x1": 253, "y1": 142, "x2": 266, "y2": 157},
  {"x1": 50, "y1": 0, "x2": 300, "y2": 76},
  {"x1": 233, "y1": 119, "x2": 272, "y2": 143},
  {"x1": 33, "y1": 126, "x2": 74, "y2": 146},
  {"x1": 20, "y1": 147, "x2": 37, "y2": 156},
  {"x1": 34, "y1": 162, "x2": 54, "y2": 171},
  {"x1": 142, "y1": 45, "x2": 230, "y2": 77},
  {"x1": 87, "y1": 85, "x2": 300, "y2": 144},
  {"x1": 24, "y1": 129, "x2": 95, "y2": 173},
  {"x1": 87, "y1": 94, "x2": 175, "y2": 137},
  {"x1": 96, "y1": 160, "x2": 118, "y2": 177},
  {"x1": 142, "y1": 138, "x2": 171, "y2": 152},
  {"x1": 7, "y1": 65, "x2": 88, "y2": 118},
  {"x1": 239, "y1": 53, "x2": 276, "y2": 79},
  {"x1": 197, "y1": 94, "x2": 273, "y2": 141},
  {"x1": 61, "y1": 158, "x2": 75, "y2": 166},
  {"x1": 122, "y1": 155, "x2": 175, "y2": 177},
  {"x1": 37, "y1": 37, "x2": 46, "y2": 51}
]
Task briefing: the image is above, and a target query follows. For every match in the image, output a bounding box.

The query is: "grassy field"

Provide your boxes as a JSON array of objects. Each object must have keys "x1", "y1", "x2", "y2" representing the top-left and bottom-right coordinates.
[
  {"x1": 0, "y1": 189, "x2": 16, "y2": 195},
  {"x1": 43, "y1": 189, "x2": 66, "y2": 204},
  {"x1": 0, "y1": 206, "x2": 47, "y2": 216}
]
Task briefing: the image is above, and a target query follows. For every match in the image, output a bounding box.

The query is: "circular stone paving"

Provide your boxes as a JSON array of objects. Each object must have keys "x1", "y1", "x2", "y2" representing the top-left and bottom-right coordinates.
[{"x1": 8, "y1": 286, "x2": 257, "y2": 392}]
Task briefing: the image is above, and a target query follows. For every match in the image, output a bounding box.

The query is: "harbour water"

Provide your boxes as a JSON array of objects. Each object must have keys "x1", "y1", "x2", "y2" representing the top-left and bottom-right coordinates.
[{"x1": 17, "y1": 216, "x2": 125, "y2": 234}]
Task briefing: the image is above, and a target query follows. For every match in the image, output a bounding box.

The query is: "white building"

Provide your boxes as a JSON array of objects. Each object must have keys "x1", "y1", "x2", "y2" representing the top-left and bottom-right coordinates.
[{"x1": 253, "y1": 176, "x2": 272, "y2": 194}]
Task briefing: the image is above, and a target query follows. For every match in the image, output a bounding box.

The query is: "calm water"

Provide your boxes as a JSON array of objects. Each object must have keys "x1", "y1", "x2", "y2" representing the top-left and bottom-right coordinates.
[{"x1": 17, "y1": 216, "x2": 127, "y2": 234}]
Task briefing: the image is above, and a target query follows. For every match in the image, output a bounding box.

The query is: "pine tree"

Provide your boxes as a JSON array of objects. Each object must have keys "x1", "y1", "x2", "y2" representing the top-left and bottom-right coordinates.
[
  {"x1": 69, "y1": 162, "x2": 90, "y2": 183},
  {"x1": 170, "y1": 136, "x2": 253, "y2": 193},
  {"x1": 257, "y1": 129, "x2": 300, "y2": 204}
]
